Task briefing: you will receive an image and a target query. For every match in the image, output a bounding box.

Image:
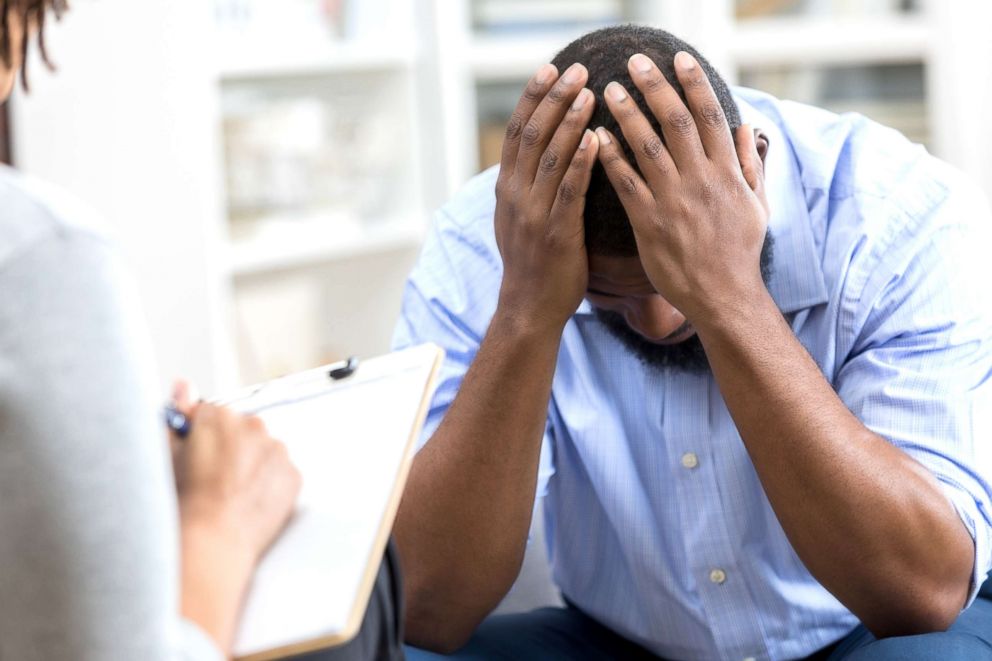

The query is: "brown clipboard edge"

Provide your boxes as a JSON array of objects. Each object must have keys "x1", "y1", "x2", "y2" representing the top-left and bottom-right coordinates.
[{"x1": 234, "y1": 344, "x2": 446, "y2": 661}]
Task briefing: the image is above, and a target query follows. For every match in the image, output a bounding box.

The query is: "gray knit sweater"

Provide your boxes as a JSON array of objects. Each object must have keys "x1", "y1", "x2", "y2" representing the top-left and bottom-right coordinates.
[{"x1": 0, "y1": 165, "x2": 221, "y2": 661}]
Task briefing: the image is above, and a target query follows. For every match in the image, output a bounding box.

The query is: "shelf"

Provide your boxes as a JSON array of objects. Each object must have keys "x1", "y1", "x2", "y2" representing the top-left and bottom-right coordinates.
[
  {"x1": 226, "y1": 216, "x2": 425, "y2": 277},
  {"x1": 468, "y1": 16, "x2": 930, "y2": 81},
  {"x1": 469, "y1": 33, "x2": 576, "y2": 81},
  {"x1": 730, "y1": 16, "x2": 931, "y2": 69},
  {"x1": 216, "y1": 38, "x2": 415, "y2": 81}
]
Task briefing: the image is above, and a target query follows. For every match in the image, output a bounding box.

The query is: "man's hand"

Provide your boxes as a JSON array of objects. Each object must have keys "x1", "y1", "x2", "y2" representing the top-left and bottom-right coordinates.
[
  {"x1": 595, "y1": 51, "x2": 769, "y2": 326},
  {"x1": 495, "y1": 62, "x2": 600, "y2": 332}
]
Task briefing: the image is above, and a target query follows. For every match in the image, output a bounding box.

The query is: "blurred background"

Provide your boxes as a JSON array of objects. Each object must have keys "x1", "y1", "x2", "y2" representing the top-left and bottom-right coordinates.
[{"x1": 2, "y1": 0, "x2": 990, "y2": 395}]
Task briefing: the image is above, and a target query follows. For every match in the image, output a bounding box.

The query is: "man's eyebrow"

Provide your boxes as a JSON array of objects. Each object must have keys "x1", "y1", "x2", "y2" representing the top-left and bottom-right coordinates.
[{"x1": 586, "y1": 287, "x2": 620, "y2": 297}]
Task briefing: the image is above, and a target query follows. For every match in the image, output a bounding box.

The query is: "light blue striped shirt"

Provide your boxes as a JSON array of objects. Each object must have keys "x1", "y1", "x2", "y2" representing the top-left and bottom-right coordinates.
[{"x1": 392, "y1": 88, "x2": 992, "y2": 661}]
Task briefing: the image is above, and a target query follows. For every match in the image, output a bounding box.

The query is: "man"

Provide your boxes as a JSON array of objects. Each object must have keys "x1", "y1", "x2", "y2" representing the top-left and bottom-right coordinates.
[{"x1": 393, "y1": 24, "x2": 992, "y2": 660}]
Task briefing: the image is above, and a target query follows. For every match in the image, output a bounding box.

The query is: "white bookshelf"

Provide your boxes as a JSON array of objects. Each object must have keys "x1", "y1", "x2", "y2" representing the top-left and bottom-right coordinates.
[
  {"x1": 728, "y1": 15, "x2": 931, "y2": 68},
  {"x1": 470, "y1": 34, "x2": 577, "y2": 81},
  {"x1": 208, "y1": 2, "x2": 434, "y2": 386},
  {"x1": 9, "y1": 0, "x2": 990, "y2": 396},
  {"x1": 430, "y1": 0, "x2": 992, "y2": 202},
  {"x1": 216, "y1": 42, "x2": 415, "y2": 81},
  {"x1": 225, "y1": 217, "x2": 425, "y2": 277}
]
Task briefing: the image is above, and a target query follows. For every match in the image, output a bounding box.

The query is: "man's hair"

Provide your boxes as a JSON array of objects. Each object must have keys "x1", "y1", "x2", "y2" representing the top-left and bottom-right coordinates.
[
  {"x1": 551, "y1": 25, "x2": 741, "y2": 257},
  {"x1": 0, "y1": 0, "x2": 67, "y2": 91}
]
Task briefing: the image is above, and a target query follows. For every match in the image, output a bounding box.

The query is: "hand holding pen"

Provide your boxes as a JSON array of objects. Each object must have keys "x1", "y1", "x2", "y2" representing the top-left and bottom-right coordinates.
[{"x1": 163, "y1": 378, "x2": 302, "y2": 649}]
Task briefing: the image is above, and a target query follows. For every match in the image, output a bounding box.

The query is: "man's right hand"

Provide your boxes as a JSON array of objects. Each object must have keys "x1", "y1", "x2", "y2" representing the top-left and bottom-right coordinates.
[{"x1": 494, "y1": 62, "x2": 599, "y2": 333}]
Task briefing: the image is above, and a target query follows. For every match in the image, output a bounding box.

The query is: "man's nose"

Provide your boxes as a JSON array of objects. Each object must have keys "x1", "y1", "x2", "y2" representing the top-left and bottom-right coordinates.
[{"x1": 623, "y1": 297, "x2": 686, "y2": 342}]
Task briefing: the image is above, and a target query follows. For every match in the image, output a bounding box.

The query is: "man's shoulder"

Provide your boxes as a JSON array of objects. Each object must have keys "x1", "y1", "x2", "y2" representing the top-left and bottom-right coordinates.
[
  {"x1": 438, "y1": 165, "x2": 500, "y2": 230},
  {"x1": 426, "y1": 165, "x2": 502, "y2": 265},
  {"x1": 735, "y1": 86, "x2": 938, "y2": 195},
  {"x1": 736, "y1": 88, "x2": 984, "y2": 248},
  {"x1": 409, "y1": 165, "x2": 503, "y2": 292}
]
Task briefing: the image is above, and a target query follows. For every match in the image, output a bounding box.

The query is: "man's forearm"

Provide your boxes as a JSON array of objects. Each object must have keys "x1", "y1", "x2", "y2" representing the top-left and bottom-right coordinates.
[
  {"x1": 696, "y1": 288, "x2": 973, "y2": 638},
  {"x1": 394, "y1": 309, "x2": 563, "y2": 651}
]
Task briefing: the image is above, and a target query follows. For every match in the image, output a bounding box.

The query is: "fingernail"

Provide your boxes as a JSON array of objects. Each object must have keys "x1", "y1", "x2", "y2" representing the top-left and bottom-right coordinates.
[
  {"x1": 605, "y1": 81, "x2": 627, "y2": 102},
  {"x1": 535, "y1": 63, "x2": 556, "y2": 85},
  {"x1": 675, "y1": 51, "x2": 696, "y2": 70},
  {"x1": 560, "y1": 62, "x2": 584, "y2": 85},
  {"x1": 629, "y1": 53, "x2": 653, "y2": 74},
  {"x1": 571, "y1": 88, "x2": 591, "y2": 111},
  {"x1": 595, "y1": 127, "x2": 612, "y2": 145},
  {"x1": 579, "y1": 129, "x2": 594, "y2": 150}
]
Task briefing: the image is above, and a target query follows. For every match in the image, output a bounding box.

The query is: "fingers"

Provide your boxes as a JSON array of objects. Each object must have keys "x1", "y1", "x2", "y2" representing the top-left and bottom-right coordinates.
[
  {"x1": 499, "y1": 63, "x2": 559, "y2": 182},
  {"x1": 548, "y1": 128, "x2": 599, "y2": 228},
  {"x1": 735, "y1": 125, "x2": 770, "y2": 214},
  {"x1": 594, "y1": 127, "x2": 657, "y2": 233},
  {"x1": 601, "y1": 79, "x2": 677, "y2": 192},
  {"x1": 172, "y1": 380, "x2": 190, "y2": 407},
  {"x1": 514, "y1": 62, "x2": 589, "y2": 185},
  {"x1": 670, "y1": 51, "x2": 737, "y2": 164},
  {"x1": 171, "y1": 379, "x2": 200, "y2": 417},
  {"x1": 735, "y1": 125, "x2": 764, "y2": 194},
  {"x1": 623, "y1": 53, "x2": 705, "y2": 169},
  {"x1": 531, "y1": 87, "x2": 597, "y2": 207}
]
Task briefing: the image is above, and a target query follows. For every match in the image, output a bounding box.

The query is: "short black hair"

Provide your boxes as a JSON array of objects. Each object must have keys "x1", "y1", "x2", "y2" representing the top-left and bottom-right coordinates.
[{"x1": 551, "y1": 25, "x2": 741, "y2": 256}]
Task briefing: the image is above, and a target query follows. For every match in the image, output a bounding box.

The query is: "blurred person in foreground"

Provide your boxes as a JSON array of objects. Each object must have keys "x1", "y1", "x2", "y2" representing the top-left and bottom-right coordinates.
[
  {"x1": 395, "y1": 24, "x2": 992, "y2": 660},
  {"x1": 0, "y1": 2, "x2": 402, "y2": 659}
]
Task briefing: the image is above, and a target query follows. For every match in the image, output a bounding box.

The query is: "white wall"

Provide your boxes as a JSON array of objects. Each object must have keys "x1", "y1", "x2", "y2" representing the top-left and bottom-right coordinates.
[
  {"x1": 927, "y1": 0, "x2": 992, "y2": 199},
  {"x1": 10, "y1": 0, "x2": 235, "y2": 393}
]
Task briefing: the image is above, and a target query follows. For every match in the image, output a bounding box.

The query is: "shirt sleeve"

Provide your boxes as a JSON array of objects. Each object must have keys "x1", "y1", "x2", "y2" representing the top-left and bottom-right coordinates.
[
  {"x1": 392, "y1": 207, "x2": 557, "y2": 498},
  {"x1": 0, "y1": 227, "x2": 221, "y2": 661},
  {"x1": 833, "y1": 185, "x2": 992, "y2": 607}
]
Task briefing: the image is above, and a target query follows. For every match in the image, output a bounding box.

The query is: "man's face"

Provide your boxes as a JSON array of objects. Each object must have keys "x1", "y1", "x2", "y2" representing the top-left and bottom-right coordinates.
[{"x1": 586, "y1": 232, "x2": 774, "y2": 374}]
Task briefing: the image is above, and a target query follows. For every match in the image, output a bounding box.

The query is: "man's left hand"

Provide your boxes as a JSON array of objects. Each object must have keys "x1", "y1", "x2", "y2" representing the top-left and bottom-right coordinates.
[{"x1": 596, "y1": 51, "x2": 769, "y2": 326}]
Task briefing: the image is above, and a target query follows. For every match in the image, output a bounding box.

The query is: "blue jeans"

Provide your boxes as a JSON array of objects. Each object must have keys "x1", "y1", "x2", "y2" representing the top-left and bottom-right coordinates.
[{"x1": 405, "y1": 584, "x2": 992, "y2": 660}]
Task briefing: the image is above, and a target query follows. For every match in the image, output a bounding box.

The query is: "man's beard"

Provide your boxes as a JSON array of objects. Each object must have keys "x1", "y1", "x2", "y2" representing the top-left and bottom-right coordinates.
[{"x1": 594, "y1": 231, "x2": 776, "y2": 375}]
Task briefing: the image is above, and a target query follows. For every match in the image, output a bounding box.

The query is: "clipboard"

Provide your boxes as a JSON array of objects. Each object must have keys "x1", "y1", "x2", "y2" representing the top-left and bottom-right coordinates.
[{"x1": 226, "y1": 343, "x2": 445, "y2": 661}]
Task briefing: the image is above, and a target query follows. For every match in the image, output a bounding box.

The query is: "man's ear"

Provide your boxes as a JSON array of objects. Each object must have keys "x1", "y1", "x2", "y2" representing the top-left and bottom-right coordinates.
[{"x1": 754, "y1": 128, "x2": 770, "y2": 166}]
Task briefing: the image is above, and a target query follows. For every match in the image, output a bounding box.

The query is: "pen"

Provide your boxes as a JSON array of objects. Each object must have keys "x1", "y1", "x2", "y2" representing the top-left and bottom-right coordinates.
[
  {"x1": 164, "y1": 405, "x2": 191, "y2": 439},
  {"x1": 163, "y1": 355, "x2": 359, "y2": 438}
]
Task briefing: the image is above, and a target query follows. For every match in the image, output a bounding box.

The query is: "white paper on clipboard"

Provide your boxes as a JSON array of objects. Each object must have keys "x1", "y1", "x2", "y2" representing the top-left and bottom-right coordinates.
[{"x1": 229, "y1": 343, "x2": 444, "y2": 661}]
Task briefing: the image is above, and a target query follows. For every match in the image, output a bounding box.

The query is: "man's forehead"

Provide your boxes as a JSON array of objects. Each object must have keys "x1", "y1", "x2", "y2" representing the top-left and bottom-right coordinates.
[{"x1": 587, "y1": 253, "x2": 655, "y2": 293}]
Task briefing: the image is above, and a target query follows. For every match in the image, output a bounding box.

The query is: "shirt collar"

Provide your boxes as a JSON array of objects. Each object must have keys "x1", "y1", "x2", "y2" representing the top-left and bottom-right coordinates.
[{"x1": 738, "y1": 94, "x2": 829, "y2": 315}]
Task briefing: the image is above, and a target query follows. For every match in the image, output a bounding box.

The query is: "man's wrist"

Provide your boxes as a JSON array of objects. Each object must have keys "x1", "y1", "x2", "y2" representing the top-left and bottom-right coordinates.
[
  {"x1": 690, "y1": 280, "x2": 780, "y2": 341},
  {"x1": 492, "y1": 296, "x2": 571, "y2": 341}
]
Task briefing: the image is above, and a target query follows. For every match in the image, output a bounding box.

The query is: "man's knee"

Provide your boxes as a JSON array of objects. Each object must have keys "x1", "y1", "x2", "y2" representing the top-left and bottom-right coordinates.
[
  {"x1": 843, "y1": 632, "x2": 992, "y2": 660},
  {"x1": 404, "y1": 645, "x2": 456, "y2": 661}
]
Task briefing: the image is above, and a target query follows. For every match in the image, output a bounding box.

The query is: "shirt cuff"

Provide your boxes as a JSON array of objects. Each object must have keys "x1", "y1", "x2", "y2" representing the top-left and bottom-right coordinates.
[{"x1": 939, "y1": 480, "x2": 991, "y2": 608}]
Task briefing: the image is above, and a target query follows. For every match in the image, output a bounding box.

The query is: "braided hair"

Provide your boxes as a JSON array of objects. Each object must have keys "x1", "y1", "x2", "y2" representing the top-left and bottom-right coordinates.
[{"x1": 1, "y1": 0, "x2": 68, "y2": 91}]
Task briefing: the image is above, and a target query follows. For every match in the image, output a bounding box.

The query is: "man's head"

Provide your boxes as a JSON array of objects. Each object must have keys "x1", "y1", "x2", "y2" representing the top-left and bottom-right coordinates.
[
  {"x1": 0, "y1": 0, "x2": 67, "y2": 100},
  {"x1": 551, "y1": 25, "x2": 772, "y2": 373}
]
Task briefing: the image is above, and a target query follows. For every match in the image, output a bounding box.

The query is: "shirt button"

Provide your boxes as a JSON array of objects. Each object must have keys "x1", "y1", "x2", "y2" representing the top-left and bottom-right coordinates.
[
  {"x1": 681, "y1": 452, "x2": 699, "y2": 469},
  {"x1": 709, "y1": 568, "x2": 727, "y2": 584}
]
